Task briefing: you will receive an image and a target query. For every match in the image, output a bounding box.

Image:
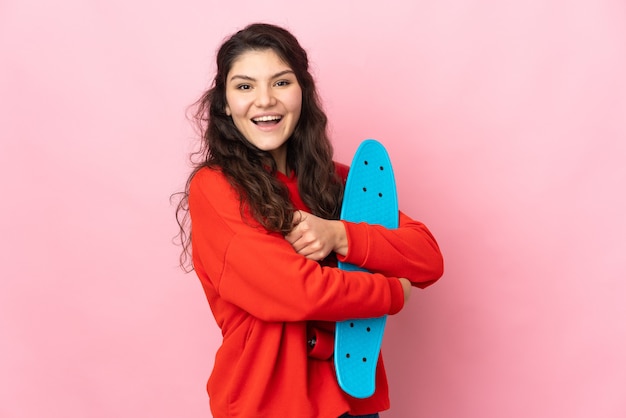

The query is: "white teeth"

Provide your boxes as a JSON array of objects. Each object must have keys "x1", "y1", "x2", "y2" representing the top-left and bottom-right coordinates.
[{"x1": 253, "y1": 115, "x2": 282, "y2": 122}]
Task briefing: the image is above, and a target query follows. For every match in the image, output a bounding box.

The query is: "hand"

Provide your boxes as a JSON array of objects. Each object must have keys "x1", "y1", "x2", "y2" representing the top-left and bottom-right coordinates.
[
  {"x1": 399, "y1": 278, "x2": 412, "y2": 304},
  {"x1": 285, "y1": 210, "x2": 348, "y2": 261}
]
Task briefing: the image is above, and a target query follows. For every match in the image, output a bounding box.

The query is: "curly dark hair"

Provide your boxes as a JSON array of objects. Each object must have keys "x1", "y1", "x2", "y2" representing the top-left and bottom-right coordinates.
[{"x1": 173, "y1": 23, "x2": 344, "y2": 271}]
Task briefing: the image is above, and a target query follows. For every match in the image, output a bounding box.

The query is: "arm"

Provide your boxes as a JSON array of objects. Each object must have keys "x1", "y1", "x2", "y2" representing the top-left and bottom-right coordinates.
[
  {"x1": 188, "y1": 168, "x2": 407, "y2": 323},
  {"x1": 286, "y1": 210, "x2": 443, "y2": 288},
  {"x1": 339, "y1": 211, "x2": 444, "y2": 288}
]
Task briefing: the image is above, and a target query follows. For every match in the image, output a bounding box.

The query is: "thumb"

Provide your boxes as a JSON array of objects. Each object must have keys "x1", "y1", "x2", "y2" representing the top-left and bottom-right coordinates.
[
  {"x1": 286, "y1": 211, "x2": 304, "y2": 244},
  {"x1": 292, "y1": 210, "x2": 305, "y2": 225}
]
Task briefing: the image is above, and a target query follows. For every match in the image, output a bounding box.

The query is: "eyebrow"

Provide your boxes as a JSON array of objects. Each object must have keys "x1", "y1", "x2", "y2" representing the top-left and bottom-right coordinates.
[{"x1": 229, "y1": 69, "x2": 295, "y2": 82}]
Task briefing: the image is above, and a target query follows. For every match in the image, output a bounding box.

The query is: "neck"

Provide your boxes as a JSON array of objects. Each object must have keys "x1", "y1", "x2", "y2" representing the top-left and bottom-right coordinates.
[{"x1": 270, "y1": 148, "x2": 288, "y2": 175}]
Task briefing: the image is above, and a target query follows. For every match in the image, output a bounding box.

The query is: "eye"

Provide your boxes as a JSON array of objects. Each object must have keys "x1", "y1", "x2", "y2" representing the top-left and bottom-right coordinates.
[
  {"x1": 236, "y1": 84, "x2": 252, "y2": 90},
  {"x1": 275, "y1": 80, "x2": 291, "y2": 87}
]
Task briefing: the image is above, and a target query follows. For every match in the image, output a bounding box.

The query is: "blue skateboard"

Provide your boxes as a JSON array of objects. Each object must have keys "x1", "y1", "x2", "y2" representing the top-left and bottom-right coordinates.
[{"x1": 334, "y1": 139, "x2": 399, "y2": 399}]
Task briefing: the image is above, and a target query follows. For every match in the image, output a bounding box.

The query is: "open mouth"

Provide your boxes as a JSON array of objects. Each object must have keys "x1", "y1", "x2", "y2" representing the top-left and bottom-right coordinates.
[{"x1": 252, "y1": 115, "x2": 283, "y2": 126}]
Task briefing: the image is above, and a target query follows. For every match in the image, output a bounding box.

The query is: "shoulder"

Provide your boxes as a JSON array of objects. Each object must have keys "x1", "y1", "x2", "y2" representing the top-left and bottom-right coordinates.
[
  {"x1": 189, "y1": 167, "x2": 263, "y2": 236},
  {"x1": 333, "y1": 161, "x2": 350, "y2": 183},
  {"x1": 189, "y1": 166, "x2": 241, "y2": 214},
  {"x1": 190, "y1": 166, "x2": 233, "y2": 195}
]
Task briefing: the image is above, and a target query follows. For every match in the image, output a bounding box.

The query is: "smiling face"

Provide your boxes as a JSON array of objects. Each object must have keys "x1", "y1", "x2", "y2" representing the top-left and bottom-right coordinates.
[{"x1": 225, "y1": 49, "x2": 303, "y2": 174}]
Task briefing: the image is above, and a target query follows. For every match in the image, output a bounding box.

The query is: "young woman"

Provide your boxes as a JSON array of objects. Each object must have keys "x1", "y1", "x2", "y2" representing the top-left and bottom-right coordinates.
[{"x1": 175, "y1": 23, "x2": 444, "y2": 418}]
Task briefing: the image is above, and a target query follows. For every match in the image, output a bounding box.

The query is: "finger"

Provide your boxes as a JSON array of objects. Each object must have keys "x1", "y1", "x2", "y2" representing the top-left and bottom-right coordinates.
[
  {"x1": 293, "y1": 236, "x2": 316, "y2": 254},
  {"x1": 285, "y1": 229, "x2": 299, "y2": 244},
  {"x1": 286, "y1": 221, "x2": 310, "y2": 245},
  {"x1": 292, "y1": 210, "x2": 305, "y2": 226},
  {"x1": 298, "y1": 241, "x2": 326, "y2": 259},
  {"x1": 304, "y1": 250, "x2": 328, "y2": 261}
]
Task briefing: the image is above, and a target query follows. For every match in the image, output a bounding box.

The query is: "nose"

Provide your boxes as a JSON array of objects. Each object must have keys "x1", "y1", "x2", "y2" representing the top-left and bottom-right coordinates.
[{"x1": 255, "y1": 85, "x2": 276, "y2": 108}]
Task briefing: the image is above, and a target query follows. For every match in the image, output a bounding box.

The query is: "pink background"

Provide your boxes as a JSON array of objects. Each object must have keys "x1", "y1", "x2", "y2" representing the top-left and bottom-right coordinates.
[{"x1": 1, "y1": 1, "x2": 625, "y2": 417}]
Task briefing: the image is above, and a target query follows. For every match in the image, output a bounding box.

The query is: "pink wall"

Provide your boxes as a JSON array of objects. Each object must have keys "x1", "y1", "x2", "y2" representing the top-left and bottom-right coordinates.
[{"x1": 1, "y1": 1, "x2": 625, "y2": 417}]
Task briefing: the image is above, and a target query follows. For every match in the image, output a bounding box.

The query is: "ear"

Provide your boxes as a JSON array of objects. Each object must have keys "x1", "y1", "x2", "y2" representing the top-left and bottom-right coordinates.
[{"x1": 225, "y1": 104, "x2": 231, "y2": 116}]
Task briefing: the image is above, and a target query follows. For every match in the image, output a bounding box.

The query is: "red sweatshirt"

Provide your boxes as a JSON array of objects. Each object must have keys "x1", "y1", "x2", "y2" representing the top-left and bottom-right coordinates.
[{"x1": 189, "y1": 165, "x2": 443, "y2": 418}]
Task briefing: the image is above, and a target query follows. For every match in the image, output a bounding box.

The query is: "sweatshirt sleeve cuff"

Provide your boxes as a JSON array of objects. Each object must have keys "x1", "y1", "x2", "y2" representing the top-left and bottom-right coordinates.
[
  {"x1": 388, "y1": 278, "x2": 405, "y2": 315},
  {"x1": 336, "y1": 221, "x2": 369, "y2": 266}
]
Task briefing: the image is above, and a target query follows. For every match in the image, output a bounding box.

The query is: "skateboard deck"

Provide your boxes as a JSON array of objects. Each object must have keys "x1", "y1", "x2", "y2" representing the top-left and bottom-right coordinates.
[{"x1": 334, "y1": 139, "x2": 399, "y2": 399}]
